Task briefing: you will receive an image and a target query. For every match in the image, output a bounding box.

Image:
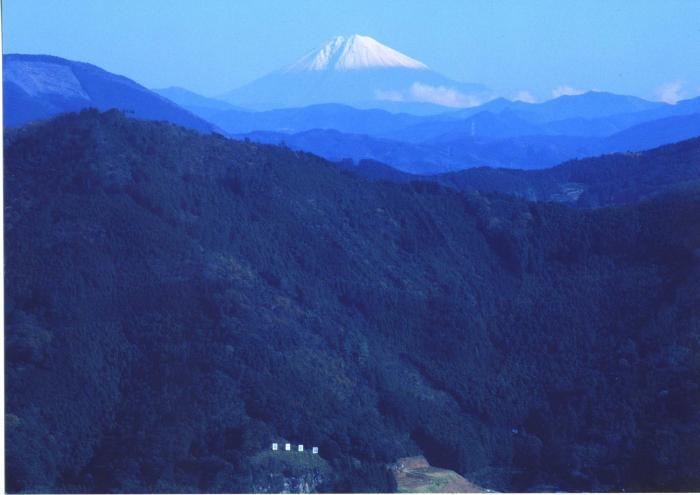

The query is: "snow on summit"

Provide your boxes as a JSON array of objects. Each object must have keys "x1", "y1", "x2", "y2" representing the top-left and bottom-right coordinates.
[
  {"x1": 222, "y1": 34, "x2": 485, "y2": 110},
  {"x1": 287, "y1": 34, "x2": 429, "y2": 72}
]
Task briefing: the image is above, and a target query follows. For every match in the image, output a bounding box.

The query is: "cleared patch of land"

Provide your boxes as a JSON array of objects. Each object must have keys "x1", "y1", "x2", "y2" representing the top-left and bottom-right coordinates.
[{"x1": 391, "y1": 456, "x2": 488, "y2": 493}]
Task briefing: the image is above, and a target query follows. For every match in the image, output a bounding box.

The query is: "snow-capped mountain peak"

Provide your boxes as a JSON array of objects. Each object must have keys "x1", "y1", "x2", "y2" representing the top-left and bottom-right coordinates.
[{"x1": 286, "y1": 34, "x2": 428, "y2": 72}]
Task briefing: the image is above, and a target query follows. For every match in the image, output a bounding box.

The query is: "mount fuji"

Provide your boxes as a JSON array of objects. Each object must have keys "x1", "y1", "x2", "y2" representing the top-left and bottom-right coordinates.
[{"x1": 221, "y1": 34, "x2": 487, "y2": 113}]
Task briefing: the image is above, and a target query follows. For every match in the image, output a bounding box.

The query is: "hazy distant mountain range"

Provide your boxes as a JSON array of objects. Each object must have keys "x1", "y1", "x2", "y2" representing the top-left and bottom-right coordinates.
[
  {"x1": 152, "y1": 84, "x2": 700, "y2": 173},
  {"x1": 234, "y1": 111, "x2": 700, "y2": 173}
]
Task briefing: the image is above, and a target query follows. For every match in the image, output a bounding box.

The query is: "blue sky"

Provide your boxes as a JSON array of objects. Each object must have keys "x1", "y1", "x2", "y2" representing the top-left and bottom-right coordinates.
[{"x1": 4, "y1": 0, "x2": 700, "y2": 102}]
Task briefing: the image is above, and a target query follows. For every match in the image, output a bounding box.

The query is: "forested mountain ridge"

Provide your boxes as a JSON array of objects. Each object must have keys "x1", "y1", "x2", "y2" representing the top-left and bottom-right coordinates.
[{"x1": 5, "y1": 110, "x2": 700, "y2": 493}]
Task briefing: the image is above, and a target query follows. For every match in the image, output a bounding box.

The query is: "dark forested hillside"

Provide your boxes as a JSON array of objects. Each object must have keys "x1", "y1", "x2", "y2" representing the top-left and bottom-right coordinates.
[
  {"x1": 5, "y1": 110, "x2": 700, "y2": 493},
  {"x1": 351, "y1": 137, "x2": 700, "y2": 209},
  {"x1": 428, "y1": 137, "x2": 700, "y2": 207}
]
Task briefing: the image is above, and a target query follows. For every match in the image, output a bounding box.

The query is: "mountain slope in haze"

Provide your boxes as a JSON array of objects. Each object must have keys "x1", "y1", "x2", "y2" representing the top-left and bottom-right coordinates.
[
  {"x1": 152, "y1": 86, "x2": 247, "y2": 120},
  {"x1": 153, "y1": 86, "x2": 241, "y2": 111},
  {"x1": 5, "y1": 110, "x2": 700, "y2": 493},
  {"x1": 3, "y1": 54, "x2": 216, "y2": 132},
  {"x1": 220, "y1": 35, "x2": 486, "y2": 112}
]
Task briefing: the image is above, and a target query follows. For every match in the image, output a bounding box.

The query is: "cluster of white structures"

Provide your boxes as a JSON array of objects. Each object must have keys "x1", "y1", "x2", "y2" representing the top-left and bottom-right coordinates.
[{"x1": 271, "y1": 442, "x2": 318, "y2": 454}]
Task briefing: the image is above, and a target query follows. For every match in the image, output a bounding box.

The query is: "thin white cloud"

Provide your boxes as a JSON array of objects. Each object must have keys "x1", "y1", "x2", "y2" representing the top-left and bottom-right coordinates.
[
  {"x1": 408, "y1": 82, "x2": 482, "y2": 108},
  {"x1": 376, "y1": 83, "x2": 483, "y2": 108},
  {"x1": 654, "y1": 81, "x2": 686, "y2": 104},
  {"x1": 513, "y1": 90, "x2": 537, "y2": 103},
  {"x1": 551, "y1": 85, "x2": 586, "y2": 98}
]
